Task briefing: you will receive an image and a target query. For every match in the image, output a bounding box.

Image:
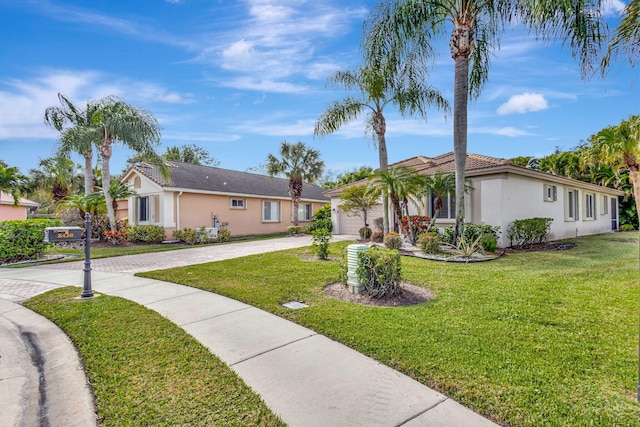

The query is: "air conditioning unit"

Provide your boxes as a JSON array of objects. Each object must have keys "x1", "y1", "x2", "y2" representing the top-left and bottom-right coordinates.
[{"x1": 204, "y1": 227, "x2": 219, "y2": 239}]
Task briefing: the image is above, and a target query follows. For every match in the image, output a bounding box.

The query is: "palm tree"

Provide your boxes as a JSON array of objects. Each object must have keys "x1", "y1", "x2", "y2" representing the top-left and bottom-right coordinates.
[
  {"x1": 87, "y1": 96, "x2": 162, "y2": 230},
  {"x1": 338, "y1": 184, "x2": 381, "y2": 239},
  {"x1": 0, "y1": 163, "x2": 26, "y2": 206},
  {"x1": 603, "y1": 0, "x2": 639, "y2": 70},
  {"x1": 364, "y1": 0, "x2": 606, "y2": 243},
  {"x1": 585, "y1": 115, "x2": 640, "y2": 222},
  {"x1": 266, "y1": 141, "x2": 325, "y2": 226},
  {"x1": 314, "y1": 61, "x2": 449, "y2": 235},
  {"x1": 423, "y1": 170, "x2": 455, "y2": 230},
  {"x1": 370, "y1": 166, "x2": 423, "y2": 242},
  {"x1": 44, "y1": 93, "x2": 98, "y2": 195}
]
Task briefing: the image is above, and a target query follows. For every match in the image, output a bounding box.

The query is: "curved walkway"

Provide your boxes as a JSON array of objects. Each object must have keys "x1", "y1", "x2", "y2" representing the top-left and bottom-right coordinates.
[{"x1": 0, "y1": 236, "x2": 498, "y2": 426}]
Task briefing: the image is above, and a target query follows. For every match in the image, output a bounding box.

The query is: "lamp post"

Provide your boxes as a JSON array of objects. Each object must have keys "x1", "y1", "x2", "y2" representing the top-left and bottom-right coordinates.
[{"x1": 81, "y1": 212, "x2": 94, "y2": 298}]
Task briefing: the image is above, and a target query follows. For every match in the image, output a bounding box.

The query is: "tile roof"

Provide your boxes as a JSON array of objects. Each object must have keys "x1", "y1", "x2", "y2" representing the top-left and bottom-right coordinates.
[
  {"x1": 0, "y1": 192, "x2": 39, "y2": 207},
  {"x1": 128, "y1": 161, "x2": 328, "y2": 201},
  {"x1": 390, "y1": 152, "x2": 511, "y2": 174}
]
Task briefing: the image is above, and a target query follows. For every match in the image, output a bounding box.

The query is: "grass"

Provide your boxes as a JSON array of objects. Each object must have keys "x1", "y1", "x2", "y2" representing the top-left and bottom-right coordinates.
[
  {"x1": 139, "y1": 233, "x2": 640, "y2": 427},
  {"x1": 23, "y1": 288, "x2": 284, "y2": 427}
]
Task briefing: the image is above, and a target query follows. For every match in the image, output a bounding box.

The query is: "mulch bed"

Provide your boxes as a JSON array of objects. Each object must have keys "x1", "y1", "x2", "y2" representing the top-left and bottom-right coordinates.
[{"x1": 324, "y1": 281, "x2": 434, "y2": 307}]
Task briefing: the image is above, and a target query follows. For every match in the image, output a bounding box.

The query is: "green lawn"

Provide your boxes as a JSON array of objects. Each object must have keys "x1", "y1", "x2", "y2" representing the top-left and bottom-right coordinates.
[
  {"x1": 24, "y1": 288, "x2": 284, "y2": 427},
  {"x1": 139, "y1": 233, "x2": 640, "y2": 426}
]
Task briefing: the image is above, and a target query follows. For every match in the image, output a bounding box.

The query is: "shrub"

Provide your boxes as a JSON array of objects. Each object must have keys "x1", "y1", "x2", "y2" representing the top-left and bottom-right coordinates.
[
  {"x1": 620, "y1": 224, "x2": 636, "y2": 231},
  {"x1": 418, "y1": 232, "x2": 441, "y2": 254},
  {"x1": 463, "y1": 224, "x2": 500, "y2": 242},
  {"x1": 127, "y1": 225, "x2": 166, "y2": 243},
  {"x1": 383, "y1": 232, "x2": 403, "y2": 250},
  {"x1": 216, "y1": 227, "x2": 231, "y2": 242},
  {"x1": 306, "y1": 204, "x2": 333, "y2": 233},
  {"x1": 173, "y1": 227, "x2": 209, "y2": 245},
  {"x1": 441, "y1": 226, "x2": 454, "y2": 244},
  {"x1": 311, "y1": 227, "x2": 331, "y2": 260},
  {"x1": 371, "y1": 231, "x2": 384, "y2": 243},
  {"x1": 373, "y1": 217, "x2": 384, "y2": 232},
  {"x1": 359, "y1": 226, "x2": 372, "y2": 240},
  {"x1": 400, "y1": 215, "x2": 431, "y2": 236},
  {"x1": 480, "y1": 234, "x2": 497, "y2": 252},
  {"x1": 104, "y1": 229, "x2": 128, "y2": 245},
  {"x1": 507, "y1": 218, "x2": 553, "y2": 248},
  {"x1": 91, "y1": 214, "x2": 111, "y2": 240},
  {"x1": 356, "y1": 246, "x2": 402, "y2": 298},
  {"x1": 0, "y1": 218, "x2": 61, "y2": 264},
  {"x1": 287, "y1": 226, "x2": 305, "y2": 236}
]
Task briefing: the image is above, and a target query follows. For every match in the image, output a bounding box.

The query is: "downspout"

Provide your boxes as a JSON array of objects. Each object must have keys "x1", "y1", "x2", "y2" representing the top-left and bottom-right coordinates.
[{"x1": 176, "y1": 191, "x2": 183, "y2": 231}]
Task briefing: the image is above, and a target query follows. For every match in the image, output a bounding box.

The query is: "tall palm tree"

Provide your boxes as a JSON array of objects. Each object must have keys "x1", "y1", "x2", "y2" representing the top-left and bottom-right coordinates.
[
  {"x1": 44, "y1": 93, "x2": 98, "y2": 195},
  {"x1": 364, "y1": 0, "x2": 606, "y2": 243},
  {"x1": 314, "y1": 61, "x2": 449, "y2": 234},
  {"x1": 423, "y1": 170, "x2": 455, "y2": 230},
  {"x1": 266, "y1": 141, "x2": 325, "y2": 226},
  {"x1": 0, "y1": 163, "x2": 26, "y2": 206},
  {"x1": 585, "y1": 115, "x2": 640, "y2": 221},
  {"x1": 87, "y1": 97, "x2": 162, "y2": 230}
]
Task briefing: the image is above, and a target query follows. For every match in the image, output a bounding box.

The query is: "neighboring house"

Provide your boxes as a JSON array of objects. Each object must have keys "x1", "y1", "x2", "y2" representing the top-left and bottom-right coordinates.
[
  {"x1": 325, "y1": 152, "x2": 625, "y2": 247},
  {"x1": 120, "y1": 161, "x2": 329, "y2": 239},
  {"x1": 0, "y1": 192, "x2": 39, "y2": 221}
]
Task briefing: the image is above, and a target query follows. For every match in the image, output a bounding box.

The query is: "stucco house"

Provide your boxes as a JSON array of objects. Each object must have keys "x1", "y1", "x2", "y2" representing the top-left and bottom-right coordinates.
[
  {"x1": 325, "y1": 152, "x2": 625, "y2": 247},
  {"x1": 0, "y1": 192, "x2": 39, "y2": 221},
  {"x1": 119, "y1": 161, "x2": 329, "y2": 239}
]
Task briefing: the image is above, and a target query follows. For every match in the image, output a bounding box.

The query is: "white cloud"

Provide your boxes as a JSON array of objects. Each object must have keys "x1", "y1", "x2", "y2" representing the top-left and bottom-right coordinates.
[
  {"x1": 473, "y1": 126, "x2": 533, "y2": 137},
  {"x1": 0, "y1": 70, "x2": 194, "y2": 140},
  {"x1": 601, "y1": 0, "x2": 626, "y2": 16},
  {"x1": 220, "y1": 77, "x2": 309, "y2": 94},
  {"x1": 497, "y1": 93, "x2": 549, "y2": 115}
]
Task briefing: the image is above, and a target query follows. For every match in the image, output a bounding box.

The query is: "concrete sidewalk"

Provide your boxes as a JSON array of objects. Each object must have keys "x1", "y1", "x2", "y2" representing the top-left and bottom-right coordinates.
[{"x1": 0, "y1": 237, "x2": 498, "y2": 426}]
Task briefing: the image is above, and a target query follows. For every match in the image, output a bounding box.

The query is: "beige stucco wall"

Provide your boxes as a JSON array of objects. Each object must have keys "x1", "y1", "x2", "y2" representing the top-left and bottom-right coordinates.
[
  {"x1": 0, "y1": 205, "x2": 28, "y2": 221},
  {"x1": 175, "y1": 192, "x2": 325, "y2": 236}
]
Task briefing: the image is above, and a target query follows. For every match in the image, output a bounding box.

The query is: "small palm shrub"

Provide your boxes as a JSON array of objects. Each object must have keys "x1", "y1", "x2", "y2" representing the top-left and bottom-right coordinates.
[
  {"x1": 418, "y1": 232, "x2": 441, "y2": 254},
  {"x1": 356, "y1": 246, "x2": 402, "y2": 298},
  {"x1": 127, "y1": 225, "x2": 166, "y2": 243},
  {"x1": 173, "y1": 227, "x2": 209, "y2": 245},
  {"x1": 620, "y1": 224, "x2": 635, "y2": 231},
  {"x1": 371, "y1": 231, "x2": 384, "y2": 243},
  {"x1": 359, "y1": 226, "x2": 372, "y2": 240},
  {"x1": 311, "y1": 227, "x2": 331, "y2": 260},
  {"x1": 383, "y1": 232, "x2": 402, "y2": 250},
  {"x1": 216, "y1": 227, "x2": 231, "y2": 242}
]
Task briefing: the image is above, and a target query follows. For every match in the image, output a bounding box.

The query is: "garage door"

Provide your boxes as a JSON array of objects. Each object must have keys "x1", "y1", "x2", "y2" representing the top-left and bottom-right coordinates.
[{"x1": 336, "y1": 205, "x2": 384, "y2": 235}]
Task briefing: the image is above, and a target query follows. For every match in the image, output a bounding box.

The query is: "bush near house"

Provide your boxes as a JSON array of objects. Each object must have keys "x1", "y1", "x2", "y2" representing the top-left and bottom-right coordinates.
[
  {"x1": 287, "y1": 226, "x2": 305, "y2": 236},
  {"x1": 418, "y1": 231, "x2": 441, "y2": 254},
  {"x1": 359, "y1": 226, "x2": 372, "y2": 240},
  {"x1": 371, "y1": 231, "x2": 384, "y2": 243},
  {"x1": 306, "y1": 204, "x2": 333, "y2": 233},
  {"x1": 507, "y1": 218, "x2": 553, "y2": 248},
  {"x1": 383, "y1": 232, "x2": 403, "y2": 249},
  {"x1": 0, "y1": 218, "x2": 61, "y2": 264},
  {"x1": 126, "y1": 225, "x2": 166, "y2": 243},
  {"x1": 400, "y1": 215, "x2": 431, "y2": 236}
]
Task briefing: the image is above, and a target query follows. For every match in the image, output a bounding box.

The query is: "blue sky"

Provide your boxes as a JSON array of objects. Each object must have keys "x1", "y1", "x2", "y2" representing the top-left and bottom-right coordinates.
[{"x1": 0, "y1": 0, "x2": 638, "y2": 181}]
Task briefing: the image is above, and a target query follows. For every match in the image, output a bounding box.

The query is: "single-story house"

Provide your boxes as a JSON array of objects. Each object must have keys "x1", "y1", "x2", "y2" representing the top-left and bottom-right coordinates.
[
  {"x1": 324, "y1": 152, "x2": 625, "y2": 247},
  {"x1": 0, "y1": 192, "x2": 39, "y2": 221},
  {"x1": 119, "y1": 161, "x2": 329, "y2": 239}
]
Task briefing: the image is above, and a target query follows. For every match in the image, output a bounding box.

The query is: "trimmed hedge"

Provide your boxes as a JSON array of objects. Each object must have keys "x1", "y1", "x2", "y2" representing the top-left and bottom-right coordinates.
[
  {"x1": 0, "y1": 218, "x2": 61, "y2": 264},
  {"x1": 507, "y1": 217, "x2": 553, "y2": 248},
  {"x1": 127, "y1": 225, "x2": 166, "y2": 243}
]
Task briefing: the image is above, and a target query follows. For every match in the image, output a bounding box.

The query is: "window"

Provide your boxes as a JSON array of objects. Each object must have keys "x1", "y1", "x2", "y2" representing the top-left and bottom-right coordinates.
[
  {"x1": 263, "y1": 200, "x2": 281, "y2": 222},
  {"x1": 231, "y1": 198, "x2": 246, "y2": 209},
  {"x1": 137, "y1": 196, "x2": 149, "y2": 222},
  {"x1": 601, "y1": 195, "x2": 608, "y2": 215},
  {"x1": 585, "y1": 193, "x2": 595, "y2": 220},
  {"x1": 429, "y1": 192, "x2": 456, "y2": 220},
  {"x1": 297, "y1": 203, "x2": 312, "y2": 221},
  {"x1": 543, "y1": 184, "x2": 557, "y2": 202},
  {"x1": 565, "y1": 189, "x2": 579, "y2": 221}
]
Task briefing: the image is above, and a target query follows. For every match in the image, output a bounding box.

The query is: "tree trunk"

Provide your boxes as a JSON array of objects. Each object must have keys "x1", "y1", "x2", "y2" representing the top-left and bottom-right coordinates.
[
  {"x1": 626, "y1": 158, "x2": 640, "y2": 223},
  {"x1": 374, "y1": 112, "x2": 390, "y2": 235},
  {"x1": 100, "y1": 138, "x2": 116, "y2": 231},
  {"x1": 290, "y1": 179, "x2": 302, "y2": 226},
  {"x1": 450, "y1": 24, "x2": 472, "y2": 245},
  {"x1": 83, "y1": 147, "x2": 93, "y2": 196}
]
